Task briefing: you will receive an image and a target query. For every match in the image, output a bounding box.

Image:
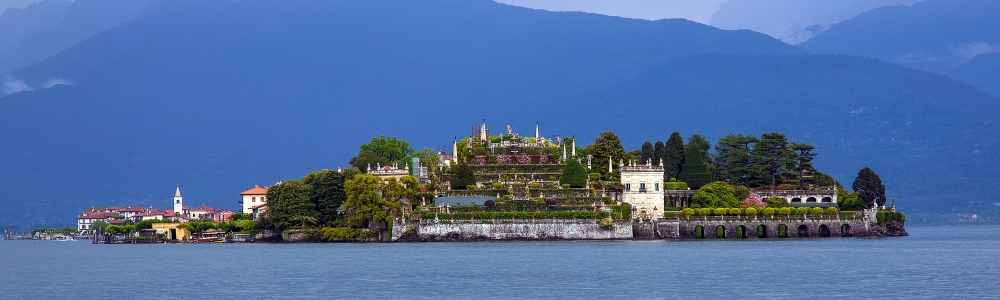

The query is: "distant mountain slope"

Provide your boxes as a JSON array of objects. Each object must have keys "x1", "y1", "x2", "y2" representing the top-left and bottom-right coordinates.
[
  {"x1": 0, "y1": 0, "x2": 160, "y2": 73},
  {"x1": 798, "y1": 0, "x2": 1000, "y2": 95},
  {"x1": 950, "y1": 53, "x2": 1000, "y2": 96},
  {"x1": 598, "y1": 54, "x2": 1000, "y2": 213},
  {"x1": 0, "y1": 0, "x2": 802, "y2": 225},
  {"x1": 0, "y1": 0, "x2": 72, "y2": 50},
  {"x1": 1, "y1": 0, "x2": 996, "y2": 225}
]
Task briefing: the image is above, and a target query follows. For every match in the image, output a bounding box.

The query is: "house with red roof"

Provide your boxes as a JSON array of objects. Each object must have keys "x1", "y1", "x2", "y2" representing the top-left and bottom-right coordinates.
[
  {"x1": 240, "y1": 185, "x2": 268, "y2": 215},
  {"x1": 77, "y1": 210, "x2": 120, "y2": 231}
]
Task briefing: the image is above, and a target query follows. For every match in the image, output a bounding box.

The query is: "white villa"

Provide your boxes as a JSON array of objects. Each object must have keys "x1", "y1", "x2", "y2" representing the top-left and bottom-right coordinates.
[{"x1": 620, "y1": 159, "x2": 665, "y2": 220}]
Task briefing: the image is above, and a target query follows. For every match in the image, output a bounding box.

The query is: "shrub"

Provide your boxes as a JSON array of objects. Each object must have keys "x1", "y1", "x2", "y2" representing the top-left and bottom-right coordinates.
[
  {"x1": 693, "y1": 181, "x2": 739, "y2": 208},
  {"x1": 744, "y1": 208, "x2": 757, "y2": 215},
  {"x1": 779, "y1": 207, "x2": 791, "y2": 216},
  {"x1": 560, "y1": 158, "x2": 588, "y2": 188},
  {"x1": 795, "y1": 207, "x2": 810, "y2": 215},
  {"x1": 598, "y1": 217, "x2": 615, "y2": 230},
  {"x1": 529, "y1": 182, "x2": 542, "y2": 189},
  {"x1": 682, "y1": 208, "x2": 695, "y2": 217},
  {"x1": 664, "y1": 181, "x2": 688, "y2": 190},
  {"x1": 589, "y1": 173, "x2": 601, "y2": 181},
  {"x1": 561, "y1": 184, "x2": 571, "y2": 189},
  {"x1": 732, "y1": 185, "x2": 751, "y2": 203},
  {"x1": 826, "y1": 207, "x2": 839, "y2": 215},
  {"x1": 466, "y1": 185, "x2": 477, "y2": 190},
  {"x1": 809, "y1": 207, "x2": 824, "y2": 215},
  {"x1": 713, "y1": 208, "x2": 728, "y2": 216},
  {"x1": 763, "y1": 207, "x2": 775, "y2": 216},
  {"x1": 765, "y1": 197, "x2": 788, "y2": 208},
  {"x1": 696, "y1": 208, "x2": 711, "y2": 216},
  {"x1": 544, "y1": 199, "x2": 557, "y2": 206},
  {"x1": 741, "y1": 193, "x2": 766, "y2": 209},
  {"x1": 320, "y1": 227, "x2": 365, "y2": 242},
  {"x1": 776, "y1": 184, "x2": 796, "y2": 190},
  {"x1": 491, "y1": 182, "x2": 504, "y2": 189},
  {"x1": 728, "y1": 208, "x2": 742, "y2": 216},
  {"x1": 484, "y1": 200, "x2": 496, "y2": 207},
  {"x1": 876, "y1": 212, "x2": 907, "y2": 226}
]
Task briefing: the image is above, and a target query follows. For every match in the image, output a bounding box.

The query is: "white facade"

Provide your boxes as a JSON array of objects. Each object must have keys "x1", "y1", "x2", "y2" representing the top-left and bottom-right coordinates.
[
  {"x1": 173, "y1": 186, "x2": 184, "y2": 215},
  {"x1": 620, "y1": 162, "x2": 665, "y2": 219},
  {"x1": 241, "y1": 185, "x2": 268, "y2": 214}
]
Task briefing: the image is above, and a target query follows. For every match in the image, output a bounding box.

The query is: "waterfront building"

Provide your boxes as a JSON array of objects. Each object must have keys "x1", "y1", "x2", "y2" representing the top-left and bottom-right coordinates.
[
  {"x1": 620, "y1": 159, "x2": 665, "y2": 220},
  {"x1": 240, "y1": 185, "x2": 268, "y2": 214},
  {"x1": 76, "y1": 211, "x2": 118, "y2": 231},
  {"x1": 188, "y1": 205, "x2": 214, "y2": 220}
]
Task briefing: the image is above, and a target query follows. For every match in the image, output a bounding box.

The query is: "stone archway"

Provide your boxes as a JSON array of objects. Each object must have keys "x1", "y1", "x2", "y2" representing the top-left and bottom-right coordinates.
[
  {"x1": 806, "y1": 197, "x2": 817, "y2": 203},
  {"x1": 736, "y1": 225, "x2": 747, "y2": 238},
  {"x1": 757, "y1": 225, "x2": 768, "y2": 238},
  {"x1": 841, "y1": 224, "x2": 852, "y2": 237},
  {"x1": 778, "y1": 224, "x2": 788, "y2": 238},
  {"x1": 695, "y1": 226, "x2": 705, "y2": 239},
  {"x1": 822, "y1": 197, "x2": 833, "y2": 203},
  {"x1": 791, "y1": 198, "x2": 802, "y2": 203},
  {"x1": 715, "y1": 225, "x2": 726, "y2": 238},
  {"x1": 797, "y1": 225, "x2": 810, "y2": 237},
  {"x1": 819, "y1": 225, "x2": 831, "y2": 237}
]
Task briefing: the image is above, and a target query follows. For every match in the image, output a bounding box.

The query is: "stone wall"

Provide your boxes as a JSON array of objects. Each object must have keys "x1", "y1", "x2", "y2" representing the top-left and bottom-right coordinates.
[
  {"x1": 670, "y1": 217, "x2": 871, "y2": 239},
  {"x1": 392, "y1": 219, "x2": 632, "y2": 242},
  {"x1": 392, "y1": 217, "x2": 879, "y2": 242}
]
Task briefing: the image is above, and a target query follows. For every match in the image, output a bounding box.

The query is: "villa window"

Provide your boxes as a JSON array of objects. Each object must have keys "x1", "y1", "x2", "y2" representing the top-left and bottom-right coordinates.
[
  {"x1": 655, "y1": 183, "x2": 659, "y2": 191},
  {"x1": 625, "y1": 183, "x2": 631, "y2": 192},
  {"x1": 639, "y1": 183, "x2": 646, "y2": 192},
  {"x1": 252, "y1": 197, "x2": 256, "y2": 202}
]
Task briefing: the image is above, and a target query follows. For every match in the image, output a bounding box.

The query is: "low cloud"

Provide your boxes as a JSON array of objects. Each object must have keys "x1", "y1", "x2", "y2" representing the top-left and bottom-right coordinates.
[
  {"x1": 42, "y1": 78, "x2": 73, "y2": 88},
  {"x1": 1, "y1": 76, "x2": 73, "y2": 96},
  {"x1": 2, "y1": 75, "x2": 33, "y2": 96},
  {"x1": 948, "y1": 42, "x2": 1000, "y2": 62}
]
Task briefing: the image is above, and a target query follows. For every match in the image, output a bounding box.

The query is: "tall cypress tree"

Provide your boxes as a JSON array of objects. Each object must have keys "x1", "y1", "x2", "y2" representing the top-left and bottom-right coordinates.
[
  {"x1": 653, "y1": 141, "x2": 665, "y2": 166},
  {"x1": 678, "y1": 143, "x2": 713, "y2": 189},
  {"x1": 852, "y1": 167, "x2": 886, "y2": 209},
  {"x1": 751, "y1": 132, "x2": 794, "y2": 189},
  {"x1": 663, "y1": 132, "x2": 685, "y2": 179},
  {"x1": 639, "y1": 141, "x2": 654, "y2": 165}
]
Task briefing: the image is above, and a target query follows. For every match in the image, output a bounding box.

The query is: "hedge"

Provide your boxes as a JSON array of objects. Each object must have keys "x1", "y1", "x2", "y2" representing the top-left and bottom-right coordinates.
[
  {"x1": 664, "y1": 181, "x2": 689, "y2": 190},
  {"x1": 876, "y1": 211, "x2": 906, "y2": 226}
]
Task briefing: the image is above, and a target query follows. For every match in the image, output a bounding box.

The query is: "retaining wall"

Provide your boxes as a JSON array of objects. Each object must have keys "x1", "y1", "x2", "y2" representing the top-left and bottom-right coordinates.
[{"x1": 392, "y1": 219, "x2": 632, "y2": 241}]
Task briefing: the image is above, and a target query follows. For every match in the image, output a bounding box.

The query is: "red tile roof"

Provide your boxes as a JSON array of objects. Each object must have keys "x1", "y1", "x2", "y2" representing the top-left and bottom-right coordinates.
[
  {"x1": 190, "y1": 205, "x2": 213, "y2": 212},
  {"x1": 240, "y1": 185, "x2": 268, "y2": 195}
]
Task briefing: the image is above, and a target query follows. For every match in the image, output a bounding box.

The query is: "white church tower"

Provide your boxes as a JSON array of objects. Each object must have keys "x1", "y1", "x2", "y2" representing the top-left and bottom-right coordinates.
[{"x1": 173, "y1": 186, "x2": 183, "y2": 215}]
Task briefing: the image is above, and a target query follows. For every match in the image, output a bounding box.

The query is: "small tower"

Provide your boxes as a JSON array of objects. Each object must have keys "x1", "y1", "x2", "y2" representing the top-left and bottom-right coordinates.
[
  {"x1": 453, "y1": 137, "x2": 458, "y2": 161},
  {"x1": 173, "y1": 185, "x2": 183, "y2": 215},
  {"x1": 535, "y1": 121, "x2": 539, "y2": 140}
]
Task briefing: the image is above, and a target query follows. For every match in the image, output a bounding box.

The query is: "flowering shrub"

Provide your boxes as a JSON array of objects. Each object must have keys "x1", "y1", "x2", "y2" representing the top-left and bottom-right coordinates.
[
  {"x1": 741, "y1": 193, "x2": 767, "y2": 209},
  {"x1": 484, "y1": 200, "x2": 496, "y2": 207}
]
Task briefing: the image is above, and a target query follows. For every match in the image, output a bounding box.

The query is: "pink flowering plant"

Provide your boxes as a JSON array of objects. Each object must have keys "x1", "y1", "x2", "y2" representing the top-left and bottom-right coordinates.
[{"x1": 741, "y1": 193, "x2": 767, "y2": 209}]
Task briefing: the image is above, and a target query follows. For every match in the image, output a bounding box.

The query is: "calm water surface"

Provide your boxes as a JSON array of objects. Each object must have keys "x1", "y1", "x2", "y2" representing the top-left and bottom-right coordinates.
[{"x1": 1, "y1": 226, "x2": 997, "y2": 299}]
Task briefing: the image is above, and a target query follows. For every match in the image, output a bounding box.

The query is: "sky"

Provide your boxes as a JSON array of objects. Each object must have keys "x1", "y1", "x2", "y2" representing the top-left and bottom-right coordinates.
[{"x1": 497, "y1": 0, "x2": 920, "y2": 43}]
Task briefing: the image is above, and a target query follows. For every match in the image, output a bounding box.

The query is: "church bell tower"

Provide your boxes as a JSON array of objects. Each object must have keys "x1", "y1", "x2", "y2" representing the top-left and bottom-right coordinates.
[{"x1": 173, "y1": 186, "x2": 183, "y2": 215}]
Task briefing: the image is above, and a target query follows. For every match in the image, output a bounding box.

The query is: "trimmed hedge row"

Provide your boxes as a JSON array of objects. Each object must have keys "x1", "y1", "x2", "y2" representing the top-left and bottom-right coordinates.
[{"x1": 676, "y1": 207, "x2": 853, "y2": 217}]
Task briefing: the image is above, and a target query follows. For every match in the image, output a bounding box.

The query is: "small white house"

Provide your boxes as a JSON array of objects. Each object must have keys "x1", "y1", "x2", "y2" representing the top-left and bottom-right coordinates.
[
  {"x1": 620, "y1": 160, "x2": 665, "y2": 220},
  {"x1": 241, "y1": 185, "x2": 268, "y2": 214}
]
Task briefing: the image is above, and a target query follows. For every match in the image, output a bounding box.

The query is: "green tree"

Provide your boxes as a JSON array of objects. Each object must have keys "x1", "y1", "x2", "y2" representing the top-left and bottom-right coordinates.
[
  {"x1": 588, "y1": 131, "x2": 626, "y2": 179},
  {"x1": 852, "y1": 167, "x2": 886, "y2": 209},
  {"x1": 639, "y1": 141, "x2": 654, "y2": 165},
  {"x1": 751, "y1": 132, "x2": 794, "y2": 189},
  {"x1": 261, "y1": 180, "x2": 317, "y2": 230},
  {"x1": 360, "y1": 136, "x2": 414, "y2": 164},
  {"x1": 449, "y1": 163, "x2": 476, "y2": 190},
  {"x1": 787, "y1": 143, "x2": 817, "y2": 189},
  {"x1": 714, "y1": 134, "x2": 757, "y2": 186},
  {"x1": 302, "y1": 169, "x2": 349, "y2": 225},
  {"x1": 687, "y1": 134, "x2": 712, "y2": 162},
  {"x1": 228, "y1": 212, "x2": 252, "y2": 221},
  {"x1": 350, "y1": 136, "x2": 414, "y2": 171},
  {"x1": 560, "y1": 158, "x2": 588, "y2": 188},
  {"x1": 349, "y1": 151, "x2": 389, "y2": 172},
  {"x1": 678, "y1": 143, "x2": 713, "y2": 189},
  {"x1": 342, "y1": 174, "x2": 402, "y2": 234},
  {"x1": 653, "y1": 141, "x2": 665, "y2": 166},
  {"x1": 90, "y1": 220, "x2": 109, "y2": 232},
  {"x1": 691, "y1": 181, "x2": 739, "y2": 208},
  {"x1": 663, "y1": 132, "x2": 685, "y2": 179}
]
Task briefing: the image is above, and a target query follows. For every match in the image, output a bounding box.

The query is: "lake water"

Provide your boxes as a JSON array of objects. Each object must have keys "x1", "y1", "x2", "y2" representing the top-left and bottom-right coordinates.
[{"x1": 1, "y1": 226, "x2": 997, "y2": 299}]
